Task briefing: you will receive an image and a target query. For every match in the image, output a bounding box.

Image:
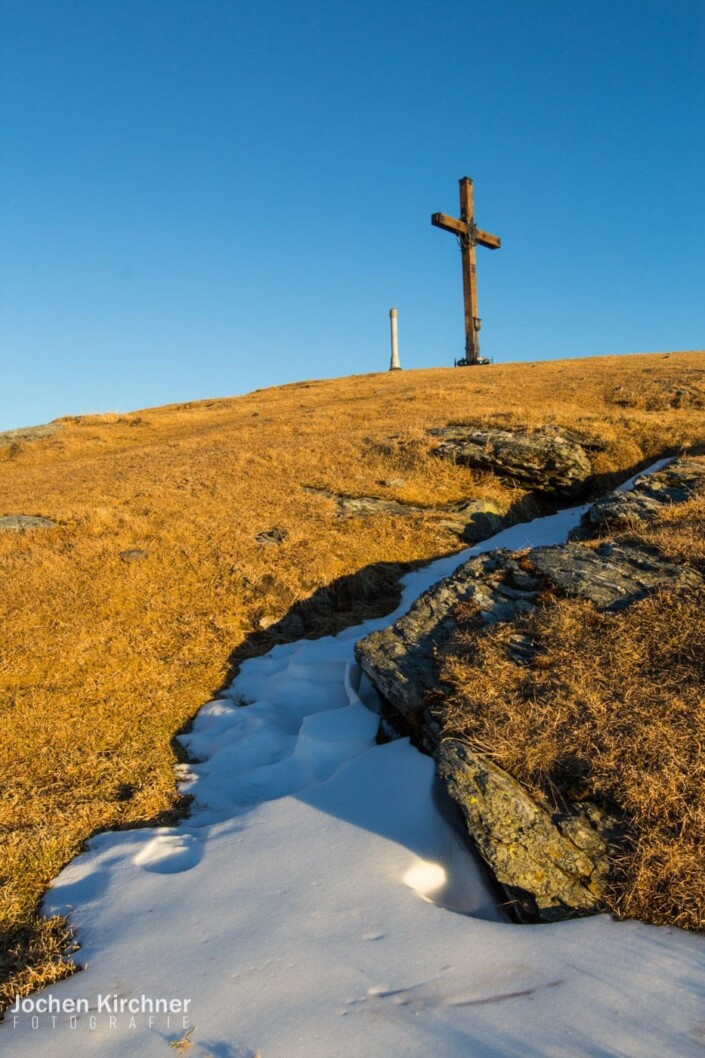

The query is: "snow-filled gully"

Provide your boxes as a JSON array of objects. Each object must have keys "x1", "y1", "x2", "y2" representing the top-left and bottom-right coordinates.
[{"x1": 5, "y1": 459, "x2": 705, "y2": 1058}]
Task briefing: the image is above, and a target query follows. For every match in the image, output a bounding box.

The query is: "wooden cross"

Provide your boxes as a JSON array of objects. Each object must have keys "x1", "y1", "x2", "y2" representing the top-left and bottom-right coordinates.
[{"x1": 432, "y1": 177, "x2": 501, "y2": 365}]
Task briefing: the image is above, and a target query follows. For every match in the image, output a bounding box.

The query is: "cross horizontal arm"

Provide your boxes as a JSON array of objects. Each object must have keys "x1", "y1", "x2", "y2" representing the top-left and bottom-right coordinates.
[
  {"x1": 475, "y1": 228, "x2": 501, "y2": 249},
  {"x1": 431, "y1": 212, "x2": 469, "y2": 237}
]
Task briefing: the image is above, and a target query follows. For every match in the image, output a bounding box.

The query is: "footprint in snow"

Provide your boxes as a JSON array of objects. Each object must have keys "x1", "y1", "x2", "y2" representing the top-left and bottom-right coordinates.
[{"x1": 133, "y1": 831, "x2": 202, "y2": 874}]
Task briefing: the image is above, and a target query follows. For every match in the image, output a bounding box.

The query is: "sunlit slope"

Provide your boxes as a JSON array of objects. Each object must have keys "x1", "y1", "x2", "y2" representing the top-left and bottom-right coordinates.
[{"x1": 1, "y1": 350, "x2": 704, "y2": 1004}]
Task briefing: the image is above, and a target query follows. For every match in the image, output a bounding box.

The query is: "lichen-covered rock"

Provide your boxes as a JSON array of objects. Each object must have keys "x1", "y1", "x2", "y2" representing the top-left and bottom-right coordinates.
[
  {"x1": 571, "y1": 457, "x2": 705, "y2": 539},
  {"x1": 0, "y1": 514, "x2": 57, "y2": 531},
  {"x1": 336, "y1": 495, "x2": 417, "y2": 518},
  {"x1": 255, "y1": 527, "x2": 289, "y2": 545},
  {"x1": 304, "y1": 485, "x2": 505, "y2": 542},
  {"x1": 436, "y1": 740, "x2": 613, "y2": 922},
  {"x1": 430, "y1": 425, "x2": 592, "y2": 495},
  {"x1": 302, "y1": 485, "x2": 420, "y2": 519}
]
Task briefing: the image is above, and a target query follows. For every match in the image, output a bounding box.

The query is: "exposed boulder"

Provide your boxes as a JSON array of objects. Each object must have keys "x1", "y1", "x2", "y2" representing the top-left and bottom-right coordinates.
[
  {"x1": 303, "y1": 485, "x2": 418, "y2": 519},
  {"x1": 429, "y1": 425, "x2": 592, "y2": 495},
  {"x1": 259, "y1": 612, "x2": 305, "y2": 637},
  {"x1": 437, "y1": 740, "x2": 614, "y2": 922},
  {"x1": 0, "y1": 514, "x2": 57, "y2": 532},
  {"x1": 119, "y1": 548, "x2": 149, "y2": 562},
  {"x1": 570, "y1": 457, "x2": 705, "y2": 539},
  {"x1": 334, "y1": 495, "x2": 417, "y2": 518},
  {"x1": 255, "y1": 527, "x2": 289, "y2": 545}
]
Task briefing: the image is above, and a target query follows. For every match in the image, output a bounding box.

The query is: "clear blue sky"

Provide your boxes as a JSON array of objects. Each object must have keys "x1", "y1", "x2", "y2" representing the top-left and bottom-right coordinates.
[{"x1": 1, "y1": 0, "x2": 704, "y2": 431}]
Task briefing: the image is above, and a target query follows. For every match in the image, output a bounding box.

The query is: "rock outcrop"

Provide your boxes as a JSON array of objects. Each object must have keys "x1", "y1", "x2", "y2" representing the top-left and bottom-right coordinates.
[
  {"x1": 355, "y1": 550, "x2": 535, "y2": 729},
  {"x1": 303, "y1": 487, "x2": 503, "y2": 544},
  {"x1": 436, "y1": 740, "x2": 615, "y2": 922},
  {"x1": 329, "y1": 494, "x2": 418, "y2": 519},
  {"x1": 570, "y1": 457, "x2": 705, "y2": 539},
  {"x1": 529, "y1": 539, "x2": 700, "y2": 610},
  {"x1": 429, "y1": 425, "x2": 593, "y2": 496},
  {"x1": 435, "y1": 500, "x2": 504, "y2": 543},
  {"x1": 355, "y1": 539, "x2": 698, "y2": 730},
  {"x1": 355, "y1": 457, "x2": 703, "y2": 923},
  {"x1": 119, "y1": 548, "x2": 149, "y2": 562},
  {"x1": 255, "y1": 527, "x2": 289, "y2": 545}
]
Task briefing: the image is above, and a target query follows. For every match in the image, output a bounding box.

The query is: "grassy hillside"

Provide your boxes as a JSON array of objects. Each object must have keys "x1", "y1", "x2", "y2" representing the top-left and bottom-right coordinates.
[{"x1": 1, "y1": 351, "x2": 704, "y2": 1006}]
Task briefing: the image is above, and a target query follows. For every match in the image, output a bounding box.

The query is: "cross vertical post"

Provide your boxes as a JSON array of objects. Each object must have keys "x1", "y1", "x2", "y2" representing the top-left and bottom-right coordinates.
[
  {"x1": 432, "y1": 176, "x2": 501, "y2": 366},
  {"x1": 459, "y1": 177, "x2": 480, "y2": 364}
]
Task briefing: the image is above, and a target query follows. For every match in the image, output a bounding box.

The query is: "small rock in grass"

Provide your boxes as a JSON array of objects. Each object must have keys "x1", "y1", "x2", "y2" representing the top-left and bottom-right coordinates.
[
  {"x1": 120, "y1": 548, "x2": 149, "y2": 562},
  {"x1": 0, "y1": 514, "x2": 57, "y2": 531},
  {"x1": 256, "y1": 527, "x2": 289, "y2": 545}
]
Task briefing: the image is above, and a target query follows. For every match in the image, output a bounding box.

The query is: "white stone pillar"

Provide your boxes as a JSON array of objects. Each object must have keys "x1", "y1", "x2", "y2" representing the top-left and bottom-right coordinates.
[{"x1": 389, "y1": 308, "x2": 401, "y2": 370}]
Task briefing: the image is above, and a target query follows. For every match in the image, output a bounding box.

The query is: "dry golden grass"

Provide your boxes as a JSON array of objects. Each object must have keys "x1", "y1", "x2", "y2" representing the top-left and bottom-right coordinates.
[
  {"x1": 439, "y1": 485, "x2": 705, "y2": 930},
  {"x1": 1, "y1": 350, "x2": 705, "y2": 1006}
]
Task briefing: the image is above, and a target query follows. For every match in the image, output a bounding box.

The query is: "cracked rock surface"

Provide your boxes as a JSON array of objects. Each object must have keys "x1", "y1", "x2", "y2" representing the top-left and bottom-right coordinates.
[
  {"x1": 355, "y1": 538, "x2": 698, "y2": 733},
  {"x1": 528, "y1": 539, "x2": 700, "y2": 610},
  {"x1": 355, "y1": 550, "x2": 535, "y2": 728},
  {"x1": 429, "y1": 425, "x2": 593, "y2": 495},
  {"x1": 570, "y1": 457, "x2": 705, "y2": 539}
]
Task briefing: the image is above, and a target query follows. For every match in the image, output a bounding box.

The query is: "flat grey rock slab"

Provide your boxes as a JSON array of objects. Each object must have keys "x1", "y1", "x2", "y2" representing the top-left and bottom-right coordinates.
[
  {"x1": 304, "y1": 486, "x2": 504, "y2": 542},
  {"x1": 303, "y1": 486, "x2": 417, "y2": 519},
  {"x1": 528, "y1": 540, "x2": 701, "y2": 611},
  {"x1": 337, "y1": 495, "x2": 418, "y2": 517},
  {"x1": 0, "y1": 515, "x2": 57, "y2": 531},
  {"x1": 572, "y1": 457, "x2": 705, "y2": 538},
  {"x1": 429, "y1": 425, "x2": 592, "y2": 495}
]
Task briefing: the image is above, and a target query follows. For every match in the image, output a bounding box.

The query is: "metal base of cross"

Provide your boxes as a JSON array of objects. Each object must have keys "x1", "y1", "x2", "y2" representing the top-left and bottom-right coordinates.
[{"x1": 454, "y1": 356, "x2": 492, "y2": 367}]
